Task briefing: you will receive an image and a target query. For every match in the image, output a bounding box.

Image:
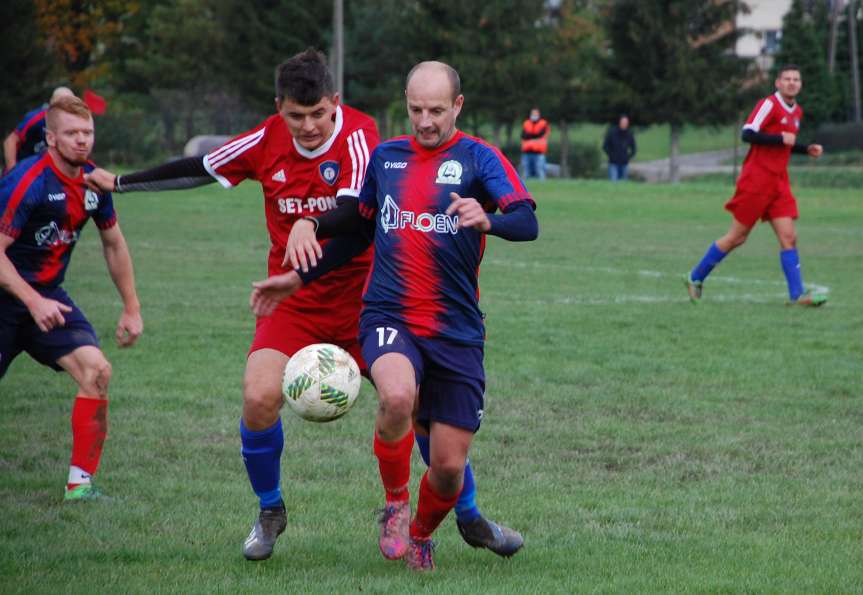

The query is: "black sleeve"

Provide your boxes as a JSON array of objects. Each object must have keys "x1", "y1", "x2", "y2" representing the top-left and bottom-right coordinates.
[
  {"x1": 296, "y1": 233, "x2": 372, "y2": 285},
  {"x1": 741, "y1": 128, "x2": 784, "y2": 146},
  {"x1": 310, "y1": 196, "x2": 366, "y2": 239},
  {"x1": 486, "y1": 200, "x2": 539, "y2": 242},
  {"x1": 115, "y1": 157, "x2": 215, "y2": 193},
  {"x1": 791, "y1": 143, "x2": 810, "y2": 155}
]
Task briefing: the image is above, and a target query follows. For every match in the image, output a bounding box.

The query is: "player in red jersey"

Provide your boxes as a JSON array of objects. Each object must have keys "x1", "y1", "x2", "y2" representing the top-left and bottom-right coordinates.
[
  {"x1": 86, "y1": 49, "x2": 520, "y2": 562},
  {"x1": 1, "y1": 96, "x2": 143, "y2": 501},
  {"x1": 275, "y1": 61, "x2": 538, "y2": 571},
  {"x1": 685, "y1": 64, "x2": 827, "y2": 306}
]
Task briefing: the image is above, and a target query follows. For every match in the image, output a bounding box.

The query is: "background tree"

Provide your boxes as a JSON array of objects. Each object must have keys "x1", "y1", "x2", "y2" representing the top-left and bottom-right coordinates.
[
  {"x1": 772, "y1": 0, "x2": 842, "y2": 132},
  {"x1": 604, "y1": 0, "x2": 753, "y2": 182},
  {"x1": 0, "y1": 0, "x2": 58, "y2": 134}
]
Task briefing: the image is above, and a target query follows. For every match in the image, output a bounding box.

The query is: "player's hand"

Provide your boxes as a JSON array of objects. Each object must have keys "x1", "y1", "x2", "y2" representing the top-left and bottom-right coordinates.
[
  {"x1": 27, "y1": 297, "x2": 73, "y2": 332},
  {"x1": 249, "y1": 272, "x2": 303, "y2": 317},
  {"x1": 445, "y1": 192, "x2": 491, "y2": 232},
  {"x1": 115, "y1": 308, "x2": 143, "y2": 347},
  {"x1": 84, "y1": 168, "x2": 117, "y2": 193},
  {"x1": 781, "y1": 131, "x2": 797, "y2": 146},
  {"x1": 807, "y1": 144, "x2": 823, "y2": 158},
  {"x1": 283, "y1": 218, "x2": 322, "y2": 273}
]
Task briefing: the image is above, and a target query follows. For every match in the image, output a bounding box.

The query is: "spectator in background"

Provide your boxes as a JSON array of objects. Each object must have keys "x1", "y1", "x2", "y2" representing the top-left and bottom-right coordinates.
[
  {"x1": 602, "y1": 114, "x2": 637, "y2": 181},
  {"x1": 520, "y1": 107, "x2": 550, "y2": 180},
  {"x1": 3, "y1": 87, "x2": 76, "y2": 175}
]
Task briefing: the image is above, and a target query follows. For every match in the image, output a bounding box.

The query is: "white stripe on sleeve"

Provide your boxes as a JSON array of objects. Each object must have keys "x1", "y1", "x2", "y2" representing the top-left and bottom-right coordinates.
[{"x1": 742, "y1": 99, "x2": 773, "y2": 132}]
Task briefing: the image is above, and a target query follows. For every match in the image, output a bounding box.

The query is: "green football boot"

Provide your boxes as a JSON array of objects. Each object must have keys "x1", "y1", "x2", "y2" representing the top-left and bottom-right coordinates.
[
  {"x1": 684, "y1": 275, "x2": 703, "y2": 303},
  {"x1": 64, "y1": 484, "x2": 104, "y2": 501},
  {"x1": 788, "y1": 290, "x2": 828, "y2": 307}
]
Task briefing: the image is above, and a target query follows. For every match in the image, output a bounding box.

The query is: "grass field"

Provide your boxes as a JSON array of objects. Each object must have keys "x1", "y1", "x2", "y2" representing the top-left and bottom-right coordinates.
[{"x1": 2, "y1": 180, "x2": 862, "y2": 593}]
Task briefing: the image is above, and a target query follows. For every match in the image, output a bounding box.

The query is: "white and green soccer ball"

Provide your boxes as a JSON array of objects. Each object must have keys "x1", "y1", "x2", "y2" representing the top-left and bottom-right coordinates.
[{"x1": 282, "y1": 343, "x2": 362, "y2": 422}]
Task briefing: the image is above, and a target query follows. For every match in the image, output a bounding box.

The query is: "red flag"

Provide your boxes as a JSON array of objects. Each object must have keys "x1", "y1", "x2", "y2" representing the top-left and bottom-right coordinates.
[{"x1": 83, "y1": 89, "x2": 107, "y2": 115}]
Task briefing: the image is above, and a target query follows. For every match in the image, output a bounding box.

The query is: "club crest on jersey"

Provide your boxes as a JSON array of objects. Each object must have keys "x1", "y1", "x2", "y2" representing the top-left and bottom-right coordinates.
[
  {"x1": 319, "y1": 161, "x2": 339, "y2": 185},
  {"x1": 435, "y1": 160, "x2": 463, "y2": 185},
  {"x1": 84, "y1": 189, "x2": 99, "y2": 211}
]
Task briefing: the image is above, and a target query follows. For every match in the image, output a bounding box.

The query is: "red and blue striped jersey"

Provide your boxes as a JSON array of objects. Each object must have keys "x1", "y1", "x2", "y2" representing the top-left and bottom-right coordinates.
[
  {"x1": 0, "y1": 153, "x2": 117, "y2": 288},
  {"x1": 13, "y1": 105, "x2": 49, "y2": 162},
  {"x1": 358, "y1": 131, "x2": 534, "y2": 345}
]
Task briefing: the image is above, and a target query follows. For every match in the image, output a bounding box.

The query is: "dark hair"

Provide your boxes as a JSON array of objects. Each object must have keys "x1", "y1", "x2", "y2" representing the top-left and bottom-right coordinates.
[
  {"x1": 274, "y1": 48, "x2": 335, "y2": 105},
  {"x1": 777, "y1": 63, "x2": 801, "y2": 76},
  {"x1": 405, "y1": 61, "x2": 461, "y2": 101}
]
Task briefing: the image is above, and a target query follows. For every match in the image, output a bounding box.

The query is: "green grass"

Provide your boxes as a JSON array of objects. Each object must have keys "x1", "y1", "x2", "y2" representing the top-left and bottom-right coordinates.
[{"x1": 2, "y1": 180, "x2": 862, "y2": 593}]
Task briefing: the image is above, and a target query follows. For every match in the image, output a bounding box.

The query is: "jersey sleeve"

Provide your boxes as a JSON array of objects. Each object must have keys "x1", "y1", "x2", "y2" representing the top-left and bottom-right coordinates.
[
  {"x1": 92, "y1": 191, "x2": 117, "y2": 229},
  {"x1": 202, "y1": 122, "x2": 268, "y2": 188},
  {"x1": 357, "y1": 148, "x2": 380, "y2": 220},
  {"x1": 336, "y1": 123, "x2": 379, "y2": 199},
  {"x1": 475, "y1": 143, "x2": 535, "y2": 212},
  {"x1": 742, "y1": 97, "x2": 774, "y2": 133},
  {"x1": 0, "y1": 177, "x2": 39, "y2": 238}
]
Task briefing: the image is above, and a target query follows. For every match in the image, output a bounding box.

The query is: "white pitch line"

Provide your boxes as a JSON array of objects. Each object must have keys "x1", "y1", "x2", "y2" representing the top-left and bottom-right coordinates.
[{"x1": 483, "y1": 258, "x2": 830, "y2": 295}]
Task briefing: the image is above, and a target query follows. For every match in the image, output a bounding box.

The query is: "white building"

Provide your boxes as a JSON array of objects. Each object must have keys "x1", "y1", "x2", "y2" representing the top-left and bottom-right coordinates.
[{"x1": 736, "y1": 0, "x2": 794, "y2": 70}]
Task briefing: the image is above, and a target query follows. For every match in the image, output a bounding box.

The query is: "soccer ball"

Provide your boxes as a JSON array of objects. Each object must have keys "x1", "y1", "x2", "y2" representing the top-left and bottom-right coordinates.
[{"x1": 282, "y1": 343, "x2": 362, "y2": 422}]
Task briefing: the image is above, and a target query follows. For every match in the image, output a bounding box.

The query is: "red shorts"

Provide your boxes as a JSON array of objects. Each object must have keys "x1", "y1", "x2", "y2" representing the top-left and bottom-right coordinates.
[
  {"x1": 725, "y1": 165, "x2": 797, "y2": 227},
  {"x1": 249, "y1": 303, "x2": 366, "y2": 373}
]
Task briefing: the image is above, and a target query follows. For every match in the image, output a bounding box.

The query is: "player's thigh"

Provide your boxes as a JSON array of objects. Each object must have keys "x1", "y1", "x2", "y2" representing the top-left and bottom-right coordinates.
[
  {"x1": 360, "y1": 320, "x2": 423, "y2": 405},
  {"x1": 57, "y1": 345, "x2": 112, "y2": 396},
  {"x1": 244, "y1": 348, "x2": 289, "y2": 404}
]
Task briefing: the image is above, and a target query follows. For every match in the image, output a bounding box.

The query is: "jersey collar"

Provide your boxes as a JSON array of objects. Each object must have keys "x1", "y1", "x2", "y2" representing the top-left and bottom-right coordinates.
[
  {"x1": 408, "y1": 129, "x2": 464, "y2": 156},
  {"x1": 773, "y1": 91, "x2": 796, "y2": 113},
  {"x1": 292, "y1": 105, "x2": 344, "y2": 159}
]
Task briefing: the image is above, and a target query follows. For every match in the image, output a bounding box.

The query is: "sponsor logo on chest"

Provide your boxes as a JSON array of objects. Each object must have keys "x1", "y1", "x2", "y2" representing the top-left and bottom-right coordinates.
[
  {"x1": 379, "y1": 194, "x2": 458, "y2": 235},
  {"x1": 48, "y1": 192, "x2": 66, "y2": 202},
  {"x1": 34, "y1": 221, "x2": 78, "y2": 247},
  {"x1": 277, "y1": 196, "x2": 338, "y2": 214}
]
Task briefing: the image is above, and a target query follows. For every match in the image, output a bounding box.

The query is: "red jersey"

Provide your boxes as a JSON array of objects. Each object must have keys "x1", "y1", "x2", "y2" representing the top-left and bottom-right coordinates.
[
  {"x1": 741, "y1": 92, "x2": 803, "y2": 174},
  {"x1": 203, "y1": 104, "x2": 378, "y2": 315}
]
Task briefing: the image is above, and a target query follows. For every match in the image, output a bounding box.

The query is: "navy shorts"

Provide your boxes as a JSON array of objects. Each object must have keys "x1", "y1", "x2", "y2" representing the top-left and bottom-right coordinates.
[
  {"x1": 0, "y1": 287, "x2": 99, "y2": 379},
  {"x1": 359, "y1": 317, "x2": 485, "y2": 433}
]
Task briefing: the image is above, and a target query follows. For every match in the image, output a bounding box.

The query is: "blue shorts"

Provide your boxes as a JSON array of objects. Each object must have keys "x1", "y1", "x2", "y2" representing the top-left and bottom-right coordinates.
[
  {"x1": 0, "y1": 286, "x2": 99, "y2": 379},
  {"x1": 359, "y1": 317, "x2": 485, "y2": 433}
]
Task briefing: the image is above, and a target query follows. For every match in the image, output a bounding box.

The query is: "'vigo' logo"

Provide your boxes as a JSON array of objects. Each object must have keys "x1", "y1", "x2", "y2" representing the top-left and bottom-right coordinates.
[{"x1": 380, "y1": 195, "x2": 458, "y2": 235}]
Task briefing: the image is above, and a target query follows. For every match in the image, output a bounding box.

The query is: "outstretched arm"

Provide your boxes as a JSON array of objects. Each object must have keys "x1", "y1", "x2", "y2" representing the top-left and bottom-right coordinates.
[
  {"x1": 85, "y1": 157, "x2": 215, "y2": 194},
  {"x1": 98, "y1": 224, "x2": 143, "y2": 347}
]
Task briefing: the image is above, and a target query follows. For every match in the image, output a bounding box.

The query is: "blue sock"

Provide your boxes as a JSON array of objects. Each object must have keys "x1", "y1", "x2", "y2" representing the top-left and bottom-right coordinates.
[
  {"x1": 780, "y1": 248, "x2": 804, "y2": 300},
  {"x1": 240, "y1": 418, "x2": 284, "y2": 509},
  {"x1": 415, "y1": 432, "x2": 481, "y2": 524},
  {"x1": 691, "y1": 242, "x2": 728, "y2": 283}
]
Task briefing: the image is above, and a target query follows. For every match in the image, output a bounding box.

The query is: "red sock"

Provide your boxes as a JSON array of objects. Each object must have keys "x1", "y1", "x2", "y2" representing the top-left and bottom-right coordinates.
[
  {"x1": 67, "y1": 395, "x2": 108, "y2": 490},
  {"x1": 410, "y1": 471, "x2": 459, "y2": 540},
  {"x1": 373, "y1": 429, "x2": 414, "y2": 503}
]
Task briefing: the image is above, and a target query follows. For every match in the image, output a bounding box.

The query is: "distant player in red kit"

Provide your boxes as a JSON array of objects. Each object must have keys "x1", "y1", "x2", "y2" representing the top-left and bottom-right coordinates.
[
  {"x1": 86, "y1": 49, "x2": 522, "y2": 563},
  {"x1": 685, "y1": 64, "x2": 826, "y2": 306},
  {"x1": 0, "y1": 95, "x2": 143, "y2": 501}
]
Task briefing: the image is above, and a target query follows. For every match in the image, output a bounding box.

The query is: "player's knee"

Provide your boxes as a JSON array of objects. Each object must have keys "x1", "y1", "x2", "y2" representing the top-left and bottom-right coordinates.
[
  {"x1": 778, "y1": 231, "x2": 796, "y2": 248},
  {"x1": 377, "y1": 386, "x2": 415, "y2": 421},
  {"x1": 84, "y1": 358, "x2": 112, "y2": 396},
  {"x1": 430, "y1": 460, "x2": 465, "y2": 496},
  {"x1": 243, "y1": 384, "x2": 283, "y2": 425}
]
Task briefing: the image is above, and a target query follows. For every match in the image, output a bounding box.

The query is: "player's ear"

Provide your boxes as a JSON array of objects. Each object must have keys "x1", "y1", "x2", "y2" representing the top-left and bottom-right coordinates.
[
  {"x1": 45, "y1": 128, "x2": 56, "y2": 148},
  {"x1": 274, "y1": 97, "x2": 282, "y2": 113},
  {"x1": 453, "y1": 94, "x2": 465, "y2": 117},
  {"x1": 330, "y1": 93, "x2": 340, "y2": 108}
]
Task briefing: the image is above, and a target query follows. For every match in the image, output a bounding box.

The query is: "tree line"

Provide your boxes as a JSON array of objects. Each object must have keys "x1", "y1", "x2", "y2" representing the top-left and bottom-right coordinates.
[{"x1": 3, "y1": 0, "x2": 860, "y2": 177}]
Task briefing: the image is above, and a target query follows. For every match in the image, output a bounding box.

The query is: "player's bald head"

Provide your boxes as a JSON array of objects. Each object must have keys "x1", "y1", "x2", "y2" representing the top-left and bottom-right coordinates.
[
  {"x1": 50, "y1": 86, "x2": 75, "y2": 103},
  {"x1": 405, "y1": 61, "x2": 461, "y2": 103}
]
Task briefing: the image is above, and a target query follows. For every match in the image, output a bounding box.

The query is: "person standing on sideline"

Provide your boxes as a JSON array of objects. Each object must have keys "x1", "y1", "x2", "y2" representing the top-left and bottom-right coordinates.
[
  {"x1": 3, "y1": 87, "x2": 76, "y2": 175},
  {"x1": 685, "y1": 64, "x2": 826, "y2": 307},
  {"x1": 0, "y1": 95, "x2": 143, "y2": 500},
  {"x1": 281, "y1": 61, "x2": 538, "y2": 571},
  {"x1": 602, "y1": 114, "x2": 636, "y2": 181},
  {"x1": 520, "y1": 107, "x2": 550, "y2": 179}
]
